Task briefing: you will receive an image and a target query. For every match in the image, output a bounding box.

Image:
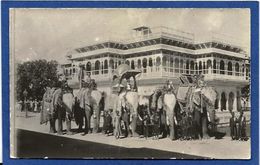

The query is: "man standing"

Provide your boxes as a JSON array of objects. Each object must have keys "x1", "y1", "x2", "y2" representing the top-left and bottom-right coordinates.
[
  {"x1": 23, "y1": 89, "x2": 28, "y2": 118},
  {"x1": 229, "y1": 112, "x2": 237, "y2": 140},
  {"x1": 238, "y1": 111, "x2": 247, "y2": 141}
]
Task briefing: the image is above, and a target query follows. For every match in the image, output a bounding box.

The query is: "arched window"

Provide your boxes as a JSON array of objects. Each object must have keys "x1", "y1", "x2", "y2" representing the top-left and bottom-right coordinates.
[
  {"x1": 131, "y1": 60, "x2": 135, "y2": 69},
  {"x1": 95, "y1": 61, "x2": 100, "y2": 75},
  {"x1": 115, "y1": 62, "x2": 118, "y2": 69},
  {"x1": 195, "y1": 63, "x2": 198, "y2": 74},
  {"x1": 221, "y1": 92, "x2": 226, "y2": 111},
  {"x1": 235, "y1": 63, "x2": 239, "y2": 76},
  {"x1": 180, "y1": 59, "x2": 184, "y2": 73},
  {"x1": 125, "y1": 60, "x2": 130, "y2": 66},
  {"x1": 142, "y1": 58, "x2": 147, "y2": 73},
  {"x1": 104, "y1": 60, "x2": 108, "y2": 74},
  {"x1": 156, "y1": 57, "x2": 161, "y2": 72},
  {"x1": 190, "y1": 61, "x2": 194, "y2": 74},
  {"x1": 242, "y1": 64, "x2": 245, "y2": 76},
  {"x1": 228, "y1": 62, "x2": 232, "y2": 75},
  {"x1": 109, "y1": 59, "x2": 114, "y2": 69},
  {"x1": 149, "y1": 58, "x2": 153, "y2": 67},
  {"x1": 162, "y1": 56, "x2": 167, "y2": 66},
  {"x1": 175, "y1": 58, "x2": 179, "y2": 73},
  {"x1": 73, "y1": 68, "x2": 75, "y2": 74},
  {"x1": 228, "y1": 92, "x2": 234, "y2": 111},
  {"x1": 214, "y1": 91, "x2": 219, "y2": 109},
  {"x1": 70, "y1": 69, "x2": 72, "y2": 75},
  {"x1": 170, "y1": 57, "x2": 174, "y2": 73},
  {"x1": 199, "y1": 61, "x2": 202, "y2": 74},
  {"x1": 148, "y1": 58, "x2": 153, "y2": 72},
  {"x1": 162, "y1": 56, "x2": 167, "y2": 72},
  {"x1": 118, "y1": 61, "x2": 121, "y2": 65},
  {"x1": 86, "y1": 62, "x2": 91, "y2": 72},
  {"x1": 207, "y1": 60, "x2": 212, "y2": 74},
  {"x1": 186, "y1": 60, "x2": 190, "y2": 74},
  {"x1": 203, "y1": 62, "x2": 206, "y2": 74},
  {"x1": 213, "y1": 60, "x2": 216, "y2": 74},
  {"x1": 137, "y1": 59, "x2": 141, "y2": 69},
  {"x1": 156, "y1": 57, "x2": 161, "y2": 66},
  {"x1": 220, "y1": 60, "x2": 225, "y2": 74}
]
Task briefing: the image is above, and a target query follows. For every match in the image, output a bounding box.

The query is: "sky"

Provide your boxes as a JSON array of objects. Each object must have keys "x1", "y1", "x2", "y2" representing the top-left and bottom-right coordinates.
[{"x1": 11, "y1": 8, "x2": 250, "y2": 64}]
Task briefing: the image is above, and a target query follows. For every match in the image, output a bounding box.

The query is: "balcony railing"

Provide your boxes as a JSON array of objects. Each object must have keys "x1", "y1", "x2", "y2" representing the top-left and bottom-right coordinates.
[{"x1": 65, "y1": 67, "x2": 249, "y2": 84}]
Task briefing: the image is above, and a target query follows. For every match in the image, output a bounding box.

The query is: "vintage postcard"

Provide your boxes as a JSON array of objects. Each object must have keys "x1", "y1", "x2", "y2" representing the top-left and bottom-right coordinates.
[{"x1": 9, "y1": 8, "x2": 251, "y2": 159}]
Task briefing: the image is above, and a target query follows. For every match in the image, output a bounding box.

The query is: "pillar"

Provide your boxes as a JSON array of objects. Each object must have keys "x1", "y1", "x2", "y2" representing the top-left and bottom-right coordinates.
[
  {"x1": 218, "y1": 94, "x2": 221, "y2": 112},
  {"x1": 226, "y1": 92, "x2": 229, "y2": 111},
  {"x1": 101, "y1": 61, "x2": 104, "y2": 74},
  {"x1": 216, "y1": 60, "x2": 219, "y2": 74},
  {"x1": 233, "y1": 91, "x2": 237, "y2": 112}
]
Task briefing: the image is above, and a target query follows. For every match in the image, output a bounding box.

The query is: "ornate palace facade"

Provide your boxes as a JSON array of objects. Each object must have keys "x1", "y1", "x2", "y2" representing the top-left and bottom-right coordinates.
[{"x1": 63, "y1": 26, "x2": 250, "y2": 114}]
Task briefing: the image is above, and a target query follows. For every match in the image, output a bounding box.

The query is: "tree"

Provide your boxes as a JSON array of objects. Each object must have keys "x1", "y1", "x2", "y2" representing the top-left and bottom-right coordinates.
[
  {"x1": 16, "y1": 59, "x2": 59, "y2": 101},
  {"x1": 241, "y1": 84, "x2": 250, "y2": 111}
]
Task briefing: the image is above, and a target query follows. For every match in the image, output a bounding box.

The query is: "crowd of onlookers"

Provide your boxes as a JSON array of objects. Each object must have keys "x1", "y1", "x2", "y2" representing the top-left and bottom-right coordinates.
[{"x1": 16, "y1": 99, "x2": 42, "y2": 113}]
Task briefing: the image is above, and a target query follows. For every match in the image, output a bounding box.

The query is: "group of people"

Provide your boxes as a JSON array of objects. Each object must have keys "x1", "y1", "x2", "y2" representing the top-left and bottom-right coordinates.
[
  {"x1": 230, "y1": 111, "x2": 248, "y2": 141},
  {"x1": 35, "y1": 68, "x2": 249, "y2": 141},
  {"x1": 17, "y1": 99, "x2": 41, "y2": 113}
]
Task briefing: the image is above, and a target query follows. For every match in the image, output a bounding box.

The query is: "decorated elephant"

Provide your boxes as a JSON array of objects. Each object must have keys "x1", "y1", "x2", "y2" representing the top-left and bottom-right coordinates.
[
  {"x1": 108, "y1": 64, "x2": 141, "y2": 137},
  {"x1": 74, "y1": 88, "x2": 103, "y2": 135},
  {"x1": 41, "y1": 86, "x2": 74, "y2": 135},
  {"x1": 191, "y1": 86, "x2": 220, "y2": 139},
  {"x1": 149, "y1": 89, "x2": 178, "y2": 140},
  {"x1": 103, "y1": 90, "x2": 139, "y2": 137}
]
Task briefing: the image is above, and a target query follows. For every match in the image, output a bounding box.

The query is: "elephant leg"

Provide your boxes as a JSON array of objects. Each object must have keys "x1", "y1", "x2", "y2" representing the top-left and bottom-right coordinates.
[
  {"x1": 160, "y1": 110, "x2": 167, "y2": 138},
  {"x1": 131, "y1": 114, "x2": 139, "y2": 137},
  {"x1": 124, "y1": 120, "x2": 131, "y2": 137},
  {"x1": 168, "y1": 114, "x2": 176, "y2": 140},
  {"x1": 93, "y1": 105, "x2": 100, "y2": 133},
  {"x1": 57, "y1": 108, "x2": 63, "y2": 135},
  {"x1": 194, "y1": 121, "x2": 202, "y2": 139},
  {"x1": 49, "y1": 117, "x2": 56, "y2": 134},
  {"x1": 66, "y1": 113, "x2": 73, "y2": 135},
  {"x1": 78, "y1": 124, "x2": 83, "y2": 133},
  {"x1": 201, "y1": 116, "x2": 209, "y2": 139},
  {"x1": 83, "y1": 109, "x2": 91, "y2": 135},
  {"x1": 79, "y1": 108, "x2": 85, "y2": 133},
  {"x1": 123, "y1": 121, "x2": 128, "y2": 137}
]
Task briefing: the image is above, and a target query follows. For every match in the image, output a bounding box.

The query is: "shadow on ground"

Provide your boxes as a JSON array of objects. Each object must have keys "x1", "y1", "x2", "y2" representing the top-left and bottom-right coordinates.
[{"x1": 15, "y1": 129, "x2": 208, "y2": 159}]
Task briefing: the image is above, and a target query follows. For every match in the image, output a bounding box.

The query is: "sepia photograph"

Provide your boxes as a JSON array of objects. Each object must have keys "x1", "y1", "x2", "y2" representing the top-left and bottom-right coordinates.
[{"x1": 9, "y1": 8, "x2": 251, "y2": 159}]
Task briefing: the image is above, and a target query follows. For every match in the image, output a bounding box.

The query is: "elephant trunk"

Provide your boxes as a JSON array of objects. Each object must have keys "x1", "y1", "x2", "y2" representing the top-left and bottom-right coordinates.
[{"x1": 92, "y1": 105, "x2": 100, "y2": 133}]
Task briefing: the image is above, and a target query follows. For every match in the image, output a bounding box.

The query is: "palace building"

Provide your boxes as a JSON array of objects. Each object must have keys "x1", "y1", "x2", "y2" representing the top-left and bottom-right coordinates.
[{"x1": 63, "y1": 26, "x2": 250, "y2": 116}]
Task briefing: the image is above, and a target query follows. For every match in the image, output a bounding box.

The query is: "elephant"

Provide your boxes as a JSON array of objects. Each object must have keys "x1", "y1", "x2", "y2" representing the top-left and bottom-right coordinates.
[
  {"x1": 149, "y1": 89, "x2": 178, "y2": 140},
  {"x1": 103, "y1": 90, "x2": 140, "y2": 137},
  {"x1": 190, "y1": 86, "x2": 220, "y2": 139},
  {"x1": 41, "y1": 87, "x2": 74, "y2": 135},
  {"x1": 163, "y1": 93, "x2": 178, "y2": 140},
  {"x1": 62, "y1": 91, "x2": 74, "y2": 135},
  {"x1": 74, "y1": 88, "x2": 103, "y2": 135}
]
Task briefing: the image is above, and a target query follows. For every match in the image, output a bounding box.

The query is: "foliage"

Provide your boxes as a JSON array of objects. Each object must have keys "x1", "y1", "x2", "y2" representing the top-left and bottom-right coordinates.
[
  {"x1": 241, "y1": 84, "x2": 250, "y2": 101},
  {"x1": 16, "y1": 59, "x2": 59, "y2": 101}
]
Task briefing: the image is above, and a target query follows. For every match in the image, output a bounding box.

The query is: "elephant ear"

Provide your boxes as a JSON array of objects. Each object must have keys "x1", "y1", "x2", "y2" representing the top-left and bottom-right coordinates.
[{"x1": 201, "y1": 87, "x2": 217, "y2": 107}]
